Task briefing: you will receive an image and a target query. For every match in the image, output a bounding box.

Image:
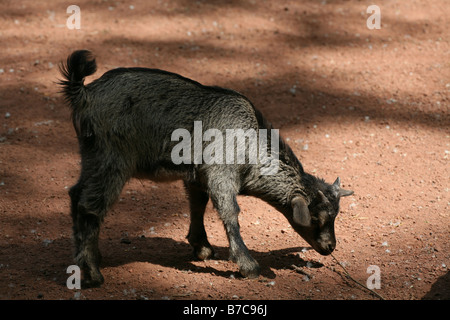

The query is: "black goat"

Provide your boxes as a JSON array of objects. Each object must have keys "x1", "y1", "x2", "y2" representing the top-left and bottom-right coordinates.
[{"x1": 59, "y1": 50, "x2": 353, "y2": 287}]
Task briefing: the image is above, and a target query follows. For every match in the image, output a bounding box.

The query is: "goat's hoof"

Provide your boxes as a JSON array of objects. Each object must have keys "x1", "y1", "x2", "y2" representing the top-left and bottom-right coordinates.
[
  {"x1": 239, "y1": 262, "x2": 261, "y2": 279},
  {"x1": 81, "y1": 270, "x2": 104, "y2": 288},
  {"x1": 194, "y1": 246, "x2": 215, "y2": 261}
]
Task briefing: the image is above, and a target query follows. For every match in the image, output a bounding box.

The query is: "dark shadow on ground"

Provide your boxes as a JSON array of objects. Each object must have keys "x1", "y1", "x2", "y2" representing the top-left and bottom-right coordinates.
[
  {"x1": 100, "y1": 236, "x2": 318, "y2": 280},
  {"x1": 422, "y1": 271, "x2": 450, "y2": 300}
]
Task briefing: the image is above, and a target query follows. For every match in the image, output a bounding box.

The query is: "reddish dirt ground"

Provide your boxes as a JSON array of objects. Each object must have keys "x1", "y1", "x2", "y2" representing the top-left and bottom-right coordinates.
[{"x1": 0, "y1": 0, "x2": 448, "y2": 300}]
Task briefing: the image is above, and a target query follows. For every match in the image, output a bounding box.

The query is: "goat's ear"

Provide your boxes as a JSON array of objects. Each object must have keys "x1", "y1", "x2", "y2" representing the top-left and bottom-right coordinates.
[
  {"x1": 333, "y1": 177, "x2": 354, "y2": 197},
  {"x1": 292, "y1": 197, "x2": 311, "y2": 227}
]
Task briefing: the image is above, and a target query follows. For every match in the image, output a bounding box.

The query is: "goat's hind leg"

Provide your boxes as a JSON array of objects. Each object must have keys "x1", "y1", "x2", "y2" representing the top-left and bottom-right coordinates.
[
  {"x1": 185, "y1": 182, "x2": 214, "y2": 260},
  {"x1": 73, "y1": 209, "x2": 103, "y2": 288},
  {"x1": 71, "y1": 164, "x2": 128, "y2": 287},
  {"x1": 69, "y1": 181, "x2": 83, "y2": 256}
]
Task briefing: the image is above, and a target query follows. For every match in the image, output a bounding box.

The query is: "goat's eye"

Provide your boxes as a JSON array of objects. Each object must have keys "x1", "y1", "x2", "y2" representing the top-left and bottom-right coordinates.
[{"x1": 317, "y1": 211, "x2": 329, "y2": 226}]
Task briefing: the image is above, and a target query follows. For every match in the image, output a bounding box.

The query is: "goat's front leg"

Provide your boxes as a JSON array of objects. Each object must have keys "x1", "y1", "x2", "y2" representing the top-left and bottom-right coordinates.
[{"x1": 210, "y1": 187, "x2": 260, "y2": 278}]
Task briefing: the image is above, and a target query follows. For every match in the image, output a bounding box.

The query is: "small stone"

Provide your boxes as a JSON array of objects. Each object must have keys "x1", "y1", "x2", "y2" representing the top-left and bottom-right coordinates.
[
  {"x1": 120, "y1": 238, "x2": 131, "y2": 244},
  {"x1": 289, "y1": 85, "x2": 296, "y2": 95}
]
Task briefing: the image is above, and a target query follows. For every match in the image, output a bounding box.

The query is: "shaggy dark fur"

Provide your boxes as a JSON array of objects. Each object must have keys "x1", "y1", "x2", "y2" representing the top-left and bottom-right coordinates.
[{"x1": 59, "y1": 50, "x2": 353, "y2": 287}]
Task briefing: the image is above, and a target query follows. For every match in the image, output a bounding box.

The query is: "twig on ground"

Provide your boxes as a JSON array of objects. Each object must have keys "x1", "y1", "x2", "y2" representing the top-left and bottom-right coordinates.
[
  {"x1": 330, "y1": 253, "x2": 386, "y2": 300},
  {"x1": 291, "y1": 264, "x2": 312, "y2": 278}
]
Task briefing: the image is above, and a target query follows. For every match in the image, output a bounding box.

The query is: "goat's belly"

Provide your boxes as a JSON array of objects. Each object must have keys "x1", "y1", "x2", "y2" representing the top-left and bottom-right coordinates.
[{"x1": 133, "y1": 167, "x2": 190, "y2": 183}]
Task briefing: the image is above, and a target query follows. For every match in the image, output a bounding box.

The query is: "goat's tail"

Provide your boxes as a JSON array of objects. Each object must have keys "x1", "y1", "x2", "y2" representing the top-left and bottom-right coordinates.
[{"x1": 59, "y1": 50, "x2": 97, "y2": 110}]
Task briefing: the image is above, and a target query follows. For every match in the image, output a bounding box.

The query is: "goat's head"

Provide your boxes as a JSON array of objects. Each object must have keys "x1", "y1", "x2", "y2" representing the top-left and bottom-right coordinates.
[{"x1": 290, "y1": 177, "x2": 353, "y2": 255}]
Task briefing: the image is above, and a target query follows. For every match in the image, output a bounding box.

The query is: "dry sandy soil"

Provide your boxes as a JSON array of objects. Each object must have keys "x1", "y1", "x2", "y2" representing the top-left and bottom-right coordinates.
[{"x1": 0, "y1": 0, "x2": 448, "y2": 301}]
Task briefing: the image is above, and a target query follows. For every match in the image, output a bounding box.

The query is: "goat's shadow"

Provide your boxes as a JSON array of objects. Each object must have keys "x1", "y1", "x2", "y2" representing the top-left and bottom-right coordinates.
[{"x1": 99, "y1": 236, "x2": 324, "y2": 279}]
